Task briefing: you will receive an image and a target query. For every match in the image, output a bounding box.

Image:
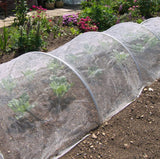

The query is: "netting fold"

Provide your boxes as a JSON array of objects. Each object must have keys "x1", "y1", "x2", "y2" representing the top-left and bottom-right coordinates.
[{"x1": 0, "y1": 17, "x2": 159, "y2": 159}]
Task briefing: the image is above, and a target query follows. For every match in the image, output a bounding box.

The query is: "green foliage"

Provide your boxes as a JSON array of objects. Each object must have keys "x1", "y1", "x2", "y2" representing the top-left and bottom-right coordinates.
[
  {"x1": 66, "y1": 54, "x2": 78, "y2": 64},
  {"x1": 1, "y1": 77, "x2": 16, "y2": 92},
  {"x1": 137, "y1": 0, "x2": 158, "y2": 18},
  {"x1": 14, "y1": 0, "x2": 28, "y2": 26},
  {"x1": 8, "y1": 27, "x2": 20, "y2": 50},
  {"x1": 70, "y1": 27, "x2": 80, "y2": 36},
  {"x1": 84, "y1": 44, "x2": 96, "y2": 54},
  {"x1": 0, "y1": 5, "x2": 52, "y2": 55},
  {"x1": 0, "y1": 26, "x2": 9, "y2": 53},
  {"x1": 1, "y1": 0, "x2": 160, "y2": 57},
  {"x1": 128, "y1": 5, "x2": 141, "y2": 20},
  {"x1": 22, "y1": 70, "x2": 35, "y2": 80},
  {"x1": 50, "y1": 76, "x2": 72, "y2": 98},
  {"x1": 88, "y1": 66, "x2": 104, "y2": 78},
  {"x1": 47, "y1": 59, "x2": 64, "y2": 73},
  {"x1": 81, "y1": 0, "x2": 94, "y2": 9},
  {"x1": 111, "y1": 0, "x2": 131, "y2": 15},
  {"x1": 51, "y1": 17, "x2": 64, "y2": 38},
  {"x1": 136, "y1": 18, "x2": 143, "y2": 24},
  {"x1": 114, "y1": 50, "x2": 129, "y2": 62},
  {"x1": 52, "y1": 24, "x2": 62, "y2": 38},
  {"x1": 5, "y1": 19, "x2": 45, "y2": 54},
  {"x1": 8, "y1": 93, "x2": 34, "y2": 119},
  {"x1": 17, "y1": 20, "x2": 43, "y2": 53},
  {"x1": 80, "y1": 1, "x2": 117, "y2": 31},
  {"x1": 31, "y1": 5, "x2": 53, "y2": 33}
]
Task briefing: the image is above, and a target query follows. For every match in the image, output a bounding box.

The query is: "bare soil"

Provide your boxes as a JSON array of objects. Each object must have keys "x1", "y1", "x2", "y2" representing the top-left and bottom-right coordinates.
[
  {"x1": 61, "y1": 79, "x2": 160, "y2": 159},
  {"x1": 0, "y1": 30, "x2": 159, "y2": 159}
]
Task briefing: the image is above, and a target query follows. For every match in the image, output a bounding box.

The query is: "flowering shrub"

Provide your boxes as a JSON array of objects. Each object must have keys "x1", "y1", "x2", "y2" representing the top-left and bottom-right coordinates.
[
  {"x1": 128, "y1": 5, "x2": 139, "y2": 18},
  {"x1": 118, "y1": 1, "x2": 131, "y2": 15},
  {"x1": 111, "y1": 0, "x2": 131, "y2": 15},
  {"x1": 63, "y1": 14, "x2": 78, "y2": 26},
  {"x1": 29, "y1": 5, "x2": 52, "y2": 33},
  {"x1": 80, "y1": 1, "x2": 117, "y2": 31},
  {"x1": 30, "y1": 5, "x2": 47, "y2": 23},
  {"x1": 128, "y1": 5, "x2": 139, "y2": 12},
  {"x1": 136, "y1": 0, "x2": 158, "y2": 18},
  {"x1": 128, "y1": 5, "x2": 139, "y2": 17},
  {"x1": 77, "y1": 16, "x2": 98, "y2": 32}
]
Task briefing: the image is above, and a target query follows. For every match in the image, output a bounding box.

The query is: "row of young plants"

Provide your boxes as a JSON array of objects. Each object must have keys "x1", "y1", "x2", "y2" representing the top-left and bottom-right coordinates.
[
  {"x1": 1, "y1": 59, "x2": 72, "y2": 120},
  {"x1": 0, "y1": 0, "x2": 160, "y2": 55}
]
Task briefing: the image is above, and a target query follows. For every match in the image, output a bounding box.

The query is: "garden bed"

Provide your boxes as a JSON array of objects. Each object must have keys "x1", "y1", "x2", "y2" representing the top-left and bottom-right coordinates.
[
  {"x1": 0, "y1": 26, "x2": 159, "y2": 159},
  {"x1": 0, "y1": 15, "x2": 77, "y2": 64},
  {"x1": 0, "y1": 1, "x2": 160, "y2": 158},
  {"x1": 61, "y1": 79, "x2": 160, "y2": 159}
]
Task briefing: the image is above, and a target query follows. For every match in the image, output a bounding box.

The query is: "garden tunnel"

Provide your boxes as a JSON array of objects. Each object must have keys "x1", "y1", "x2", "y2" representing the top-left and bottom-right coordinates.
[{"x1": 0, "y1": 17, "x2": 160, "y2": 159}]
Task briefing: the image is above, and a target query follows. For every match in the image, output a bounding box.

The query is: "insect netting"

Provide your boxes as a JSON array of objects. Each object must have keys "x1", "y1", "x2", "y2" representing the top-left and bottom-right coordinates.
[{"x1": 0, "y1": 17, "x2": 160, "y2": 159}]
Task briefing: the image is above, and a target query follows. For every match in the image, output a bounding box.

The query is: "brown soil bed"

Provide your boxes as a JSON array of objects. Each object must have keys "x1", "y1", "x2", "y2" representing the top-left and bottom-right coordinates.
[
  {"x1": 0, "y1": 32, "x2": 159, "y2": 159},
  {"x1": 61, "y1": 79, "x2": 160, "y2": 159}
]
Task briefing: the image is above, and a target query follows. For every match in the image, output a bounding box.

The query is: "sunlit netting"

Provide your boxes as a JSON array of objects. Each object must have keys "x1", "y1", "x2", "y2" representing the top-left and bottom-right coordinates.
[{"x1": 0, "y1": 17, "x2": 160, "y2": 159}]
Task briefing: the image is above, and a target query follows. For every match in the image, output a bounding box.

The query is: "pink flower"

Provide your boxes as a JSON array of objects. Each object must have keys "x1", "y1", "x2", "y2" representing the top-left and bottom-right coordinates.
[
  {"x1": 32, "y1": 16, "x2": 35, "y2": 18},
  {"x1": 78, "y1": 17, "x2": 98, "y2": 32},
  {"x1": 30, "y1": 9, "x2": 32, "y2": 11},
  {"x1": 134, "y1": 0, "x2": 137, "y2": 2},
  {"x1": 105, "y1": 5, "x2": 110, "y2": 8},
  {"x1": 32, "y1": 5, "x2": 36, "y2": 9}
]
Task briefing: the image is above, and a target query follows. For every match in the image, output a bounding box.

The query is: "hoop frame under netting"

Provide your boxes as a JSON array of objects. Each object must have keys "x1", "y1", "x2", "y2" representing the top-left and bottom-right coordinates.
[{"x1": 0, "y1": 17, "x2": 159, "y2": 159}]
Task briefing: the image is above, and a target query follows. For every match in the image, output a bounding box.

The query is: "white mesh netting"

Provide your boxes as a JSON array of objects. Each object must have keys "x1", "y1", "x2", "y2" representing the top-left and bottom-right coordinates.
[{"x1": 0, "y1": 17, "x2": 160, "y2": 159}]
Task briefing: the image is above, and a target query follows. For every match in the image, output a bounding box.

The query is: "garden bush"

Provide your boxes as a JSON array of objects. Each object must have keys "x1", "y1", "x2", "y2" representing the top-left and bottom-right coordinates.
[
  {"x1": 136, "y1": 0, "x2": 159, "y2": 18},
  {"x1": 111, "y1": 0, "x2": 132, "y2": 15},
  {"x1": 79, "y1": 1, "x2": 117, "y2": 31},
  {"x1": 8, "y1": 5, "x2": 51, "y2": 54},
  {"x1": 14, "y1": 0, "x2": 28, "y2": 26},
  {"x1": 80, "y1": 0, "x2": 94, "y2": 9},
  {"x1": 77, "y1": 16, "x2": 98, "y2": 32},
  {"x1": 62, "y1": 14, "x2": 78, "y2": 26},
  {"x1": 0, "y1": 27, "x2": 9, "y2": 53}
]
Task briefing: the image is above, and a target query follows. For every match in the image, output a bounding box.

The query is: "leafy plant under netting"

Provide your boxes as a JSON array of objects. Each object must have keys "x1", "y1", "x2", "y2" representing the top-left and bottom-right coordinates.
[{"x1": 0, "y1": 17, "x2": 160, "y2": 159}]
